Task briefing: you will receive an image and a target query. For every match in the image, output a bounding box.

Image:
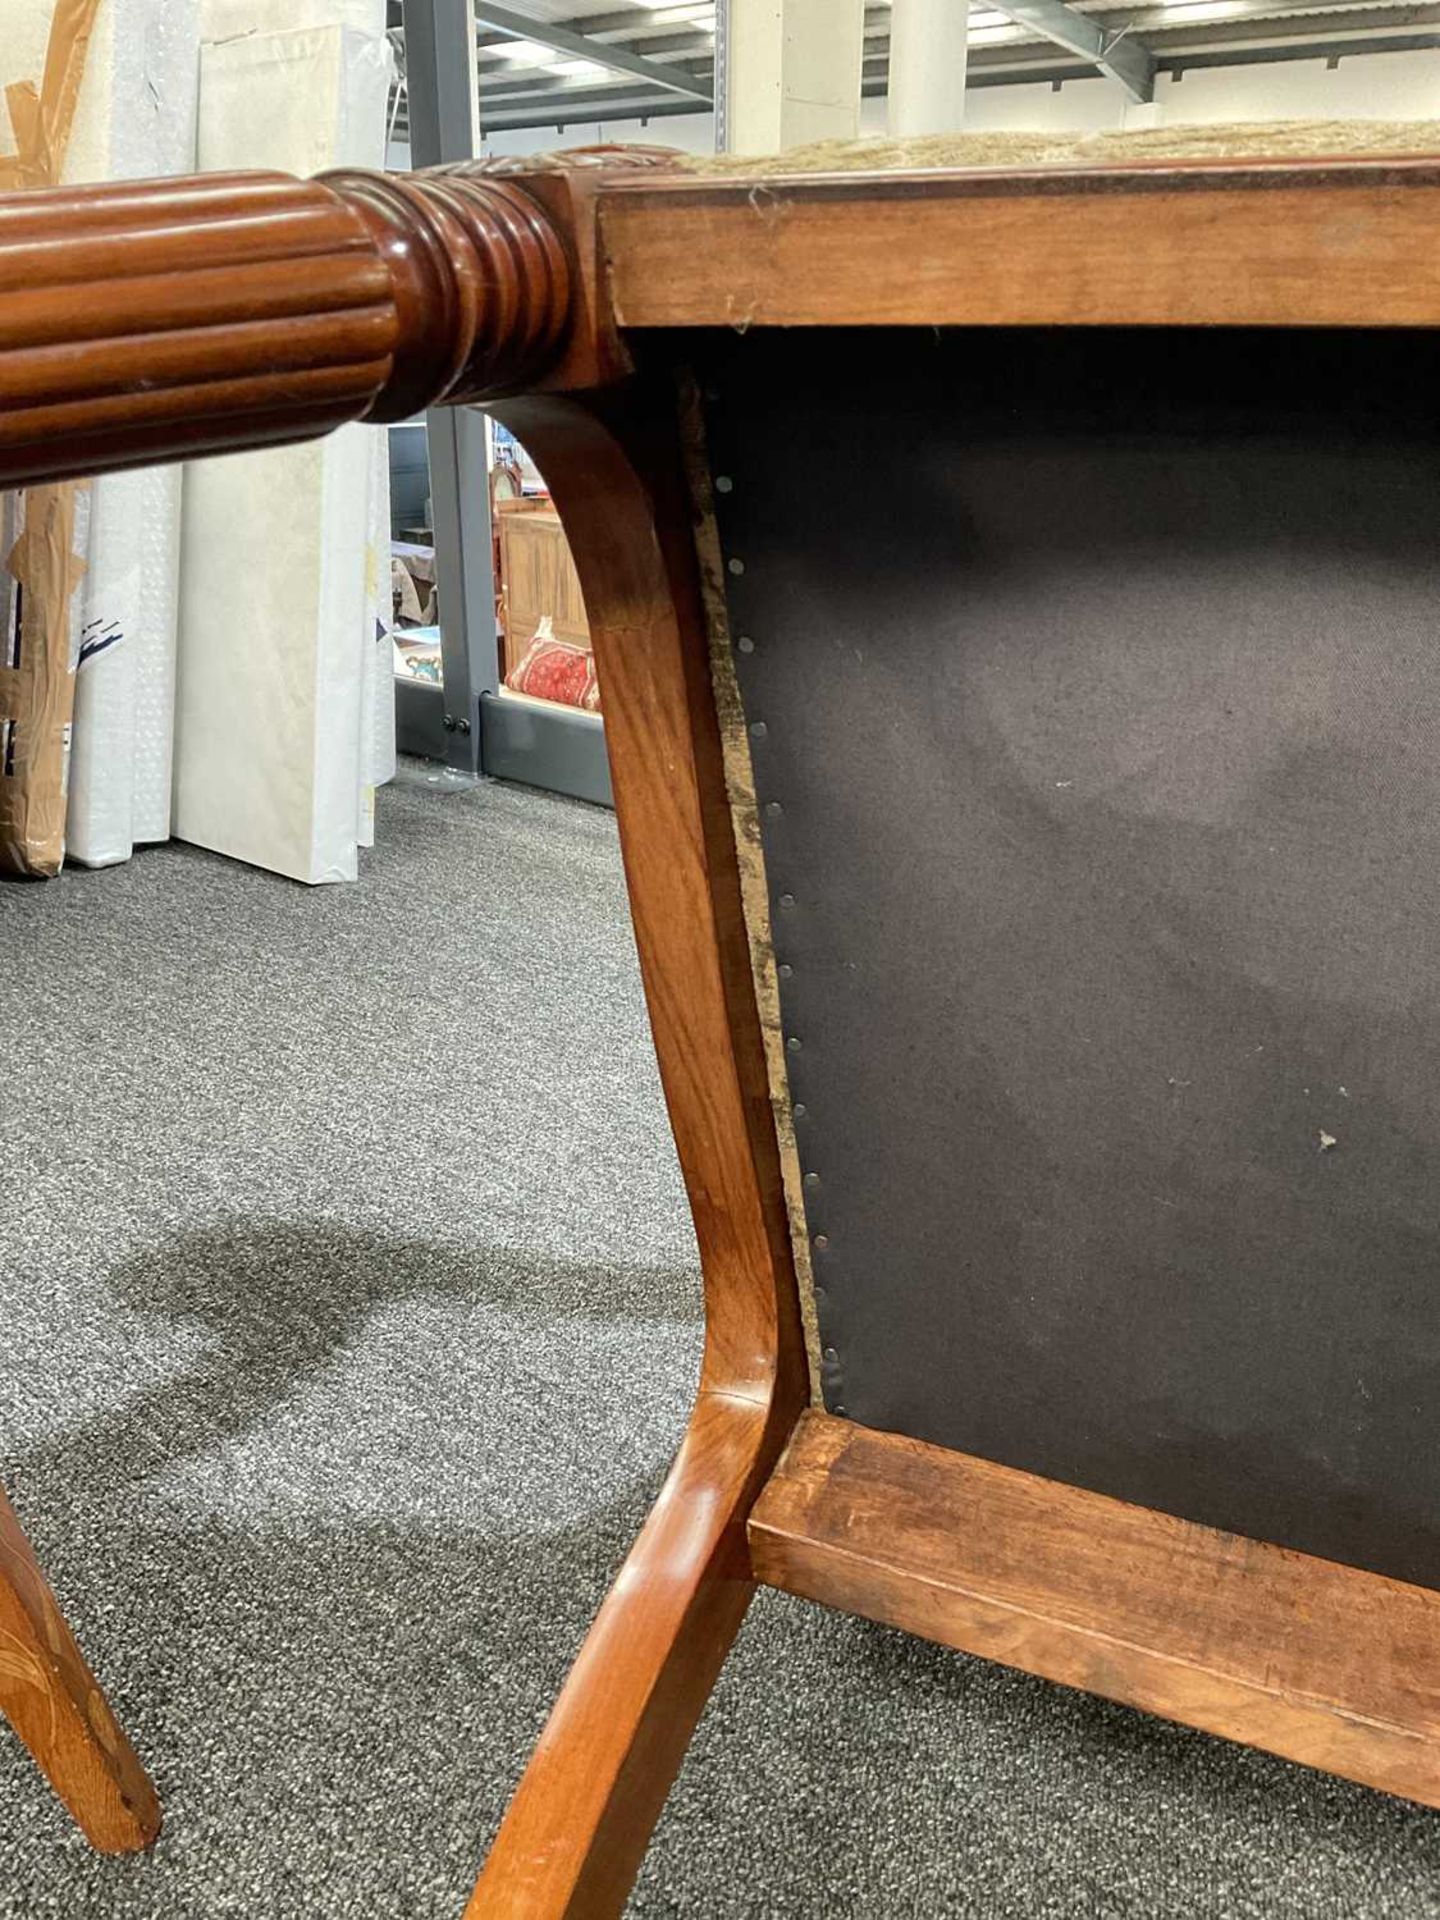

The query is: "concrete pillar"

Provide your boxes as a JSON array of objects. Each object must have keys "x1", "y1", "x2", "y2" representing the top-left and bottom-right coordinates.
[
  {"x1": 724, "y1": 0, "x2": 866, "y2": 156},
  {"x1": 886, "y1": 0, "x2": 969, "y2": 137}
]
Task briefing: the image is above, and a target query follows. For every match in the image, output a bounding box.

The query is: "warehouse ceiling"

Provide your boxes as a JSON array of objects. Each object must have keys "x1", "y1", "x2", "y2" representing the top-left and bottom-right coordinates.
[{"x1": 388, "y1": 0, "x2": 1440, "y2": 139}]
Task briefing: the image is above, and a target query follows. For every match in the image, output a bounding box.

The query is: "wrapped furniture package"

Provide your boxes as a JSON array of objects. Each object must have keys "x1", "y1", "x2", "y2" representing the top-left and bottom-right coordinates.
[
  {"x1": 0, "y1": 0, "x2": 103, "y2": 876},
  {"x1": 0, "y1": 0, "x2": 199, "y2": 875},
  {"x1": 65, "y1": 0, "x2": 200, "y2": 869},
  {"x1": 173, "y1": 0, "x2": 395, "y2": 884},
  {"x1": 0, "y1": 0, "x2": 187, "y2": 875}
]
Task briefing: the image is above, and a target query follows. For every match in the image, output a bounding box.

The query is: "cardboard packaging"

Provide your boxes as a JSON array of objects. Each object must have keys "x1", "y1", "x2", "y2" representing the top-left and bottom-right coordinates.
[{"x1": 0, "y1": 0, "x2": 102, "y2": 877}]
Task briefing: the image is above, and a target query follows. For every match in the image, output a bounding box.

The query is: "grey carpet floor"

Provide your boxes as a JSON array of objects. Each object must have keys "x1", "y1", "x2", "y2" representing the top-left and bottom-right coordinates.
[{"x1": 2, "y1": 766, "x2": 1440, "y2": 1919}]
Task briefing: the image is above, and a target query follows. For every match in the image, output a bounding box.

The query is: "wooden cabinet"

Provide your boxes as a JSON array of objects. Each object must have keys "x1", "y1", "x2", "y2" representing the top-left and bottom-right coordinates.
[{"x1": 496, "y1": 501, "x2": 590, "y2": 671}]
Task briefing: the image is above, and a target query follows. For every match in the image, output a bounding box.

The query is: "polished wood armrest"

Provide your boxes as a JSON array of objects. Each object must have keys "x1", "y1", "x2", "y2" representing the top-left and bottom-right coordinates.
[
  {"x1": 0, "y1": 156, "x2": 617, "y2": 488},
  {"x1": 6, "y1": 145, "x2": 1440, "y2": 497}
]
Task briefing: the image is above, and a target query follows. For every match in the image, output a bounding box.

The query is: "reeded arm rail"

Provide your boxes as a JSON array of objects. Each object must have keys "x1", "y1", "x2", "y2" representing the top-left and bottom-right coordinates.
[
  {"x1": 0, "y1": 161, "x2": 582, "y2": 488},
  {"x1": 10, "y1": 147, "x2": 1440, "y2": 495}
]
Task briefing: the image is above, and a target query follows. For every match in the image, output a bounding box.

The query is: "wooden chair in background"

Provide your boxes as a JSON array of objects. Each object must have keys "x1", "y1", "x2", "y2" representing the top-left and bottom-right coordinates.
[{"x1": 6, "y1": 137, "x2": 1440, "y2": 1912}]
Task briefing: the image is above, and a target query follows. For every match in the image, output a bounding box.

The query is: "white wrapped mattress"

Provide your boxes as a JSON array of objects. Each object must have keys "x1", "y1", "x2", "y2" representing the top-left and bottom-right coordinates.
[
  {"x1": 65, "y1": 1, "x2": 200, "y2": 869},
  {"x1": 173, "y1": 2, "x2": 394, "y2": 884}
]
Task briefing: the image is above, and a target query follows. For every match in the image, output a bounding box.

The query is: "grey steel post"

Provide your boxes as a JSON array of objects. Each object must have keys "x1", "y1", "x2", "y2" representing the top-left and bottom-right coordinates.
[{"x1": 400, "y1": 0, "x2": 496, "y2": 774}]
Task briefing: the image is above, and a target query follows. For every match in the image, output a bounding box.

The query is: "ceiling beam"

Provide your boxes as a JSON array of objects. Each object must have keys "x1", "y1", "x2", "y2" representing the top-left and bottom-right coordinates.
[
  {"x1": 988, "y1": 0, "x2": 1156, "y2": 98},
  {"x1": 856, "y1": 0, "x2": 1440, "y2": 68},
  {"x1": 479, "y1": 68, "x2": 712, "y2": 104},
  {"x1": 472, "y1": 1, "x2": 714, "y2": 101},
  {"x1": 477, "y1": 26, "x2": 716, "y2": 62}
]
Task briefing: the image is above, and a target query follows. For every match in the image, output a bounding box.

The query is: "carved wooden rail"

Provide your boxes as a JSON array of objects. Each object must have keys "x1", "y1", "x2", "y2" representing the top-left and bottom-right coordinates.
[
  {"x1": 8, "y1": 148, "x2": 1440, "y2": 495},
  {"x1": 0, "y1": 154, "x2": 644, "y2": 488}
]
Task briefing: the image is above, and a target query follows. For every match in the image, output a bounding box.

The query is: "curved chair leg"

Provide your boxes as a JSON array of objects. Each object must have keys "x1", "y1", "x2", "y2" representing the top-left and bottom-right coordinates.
[
  {"x1": 0, "y1": 1487, "x2": 160, "y2": 1853},
  {"x1": 468, "y1": 1390, "x2": 782, "y2": 1918},
  {"x1": 466, "y1": 388, "x2": 809, "y2": 1917}
]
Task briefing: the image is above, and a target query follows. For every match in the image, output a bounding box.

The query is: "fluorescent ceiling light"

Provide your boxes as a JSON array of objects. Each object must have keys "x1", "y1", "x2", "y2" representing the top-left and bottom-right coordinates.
[
  {"x1": 622, "y1": 2, "x2": 713, "y2": 21},
  {"x1": 491, "y1": 38, "x2": 561, "y2": 63},
  {"x1": 549, "y1": 56, "x2": 608, "y2": 77},
  {"x1": 1152, "y1": 0, "x2": 1249, "y2": 14}
]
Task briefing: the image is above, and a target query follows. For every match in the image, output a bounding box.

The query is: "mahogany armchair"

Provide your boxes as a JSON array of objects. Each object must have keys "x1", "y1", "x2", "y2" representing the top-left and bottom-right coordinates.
[{"x1": 6, "y1": 136, "x2": 1440, "y2": 1912}]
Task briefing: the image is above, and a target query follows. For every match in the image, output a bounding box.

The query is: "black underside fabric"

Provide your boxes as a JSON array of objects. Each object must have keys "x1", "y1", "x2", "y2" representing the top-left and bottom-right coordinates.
[{"x1": 696, "y1": 326, "x2": 1440, "y2": 1590}]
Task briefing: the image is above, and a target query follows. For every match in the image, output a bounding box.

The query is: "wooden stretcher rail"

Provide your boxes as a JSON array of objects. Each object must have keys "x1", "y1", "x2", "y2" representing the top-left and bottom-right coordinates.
[{"x1": 750, "y1": 1411, "x2": 1440, "y2": 1809}]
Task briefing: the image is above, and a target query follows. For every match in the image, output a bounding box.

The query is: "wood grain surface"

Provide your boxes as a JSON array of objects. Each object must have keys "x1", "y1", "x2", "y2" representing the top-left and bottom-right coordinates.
[
  {"x1": 601, "y1": 161, "x2": 1440, "y2": 328},
  {"x1": 0, "y1": 1487, "x2": 159, "y2": 1852},
  {"x1": 751, "y1": 1411, "x2": 1440, "y2": 1809}
]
